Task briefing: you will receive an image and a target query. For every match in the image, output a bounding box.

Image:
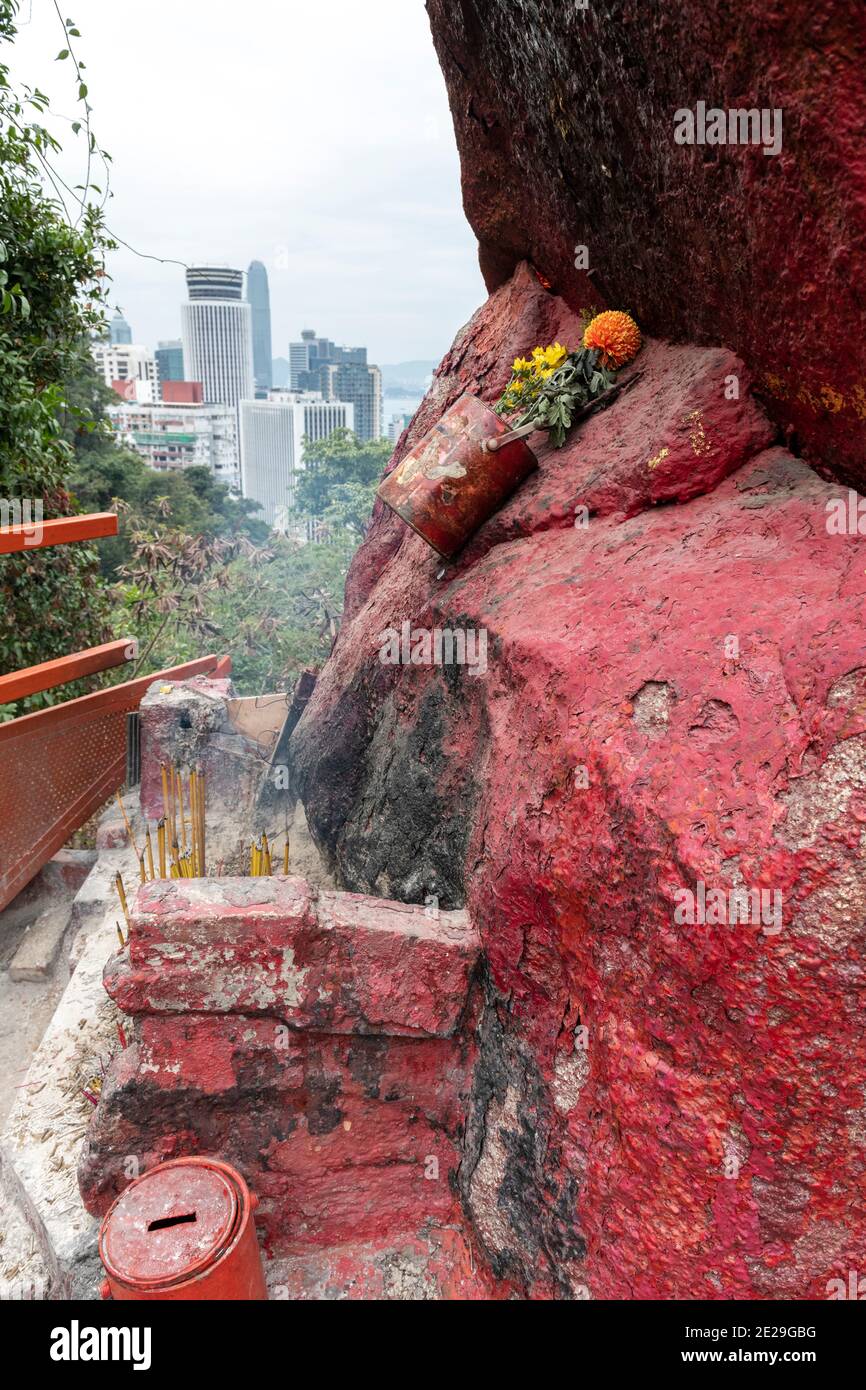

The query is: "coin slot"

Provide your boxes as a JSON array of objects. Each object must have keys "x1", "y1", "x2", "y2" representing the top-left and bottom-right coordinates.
[{"x1": 147, "y1": 1211, "x2": 197, "y2": 1232}]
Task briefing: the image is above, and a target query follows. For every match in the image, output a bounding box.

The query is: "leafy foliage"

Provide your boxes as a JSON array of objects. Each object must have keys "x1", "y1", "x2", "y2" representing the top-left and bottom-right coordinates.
[
  {"x1": 65, "y1": 355, "x2": 269, "y2": 577},
  {"x1": 109, "y1": 506, "x2": 351, "y2": 697},
  {"x1": 0, "y1": 3, "x2": 383, "y2": 720},
  {"x1": 495, "y1": 343, "x2": 617, "y2": 448},
  {"x1": 291, "y1": 428, "x2": 389, "y2": 540},
  {"x1": 0, "y1": 1, "x2": 115, "y2": 702}
]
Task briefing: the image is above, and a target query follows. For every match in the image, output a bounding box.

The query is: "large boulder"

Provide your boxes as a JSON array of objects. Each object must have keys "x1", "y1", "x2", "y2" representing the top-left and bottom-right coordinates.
[
  {"x1": 424, "y1": 0, "x2": 866, "y2": 488},
  {"x1": 292, "y1": 268, "x2": 866, "y2": 1297}
]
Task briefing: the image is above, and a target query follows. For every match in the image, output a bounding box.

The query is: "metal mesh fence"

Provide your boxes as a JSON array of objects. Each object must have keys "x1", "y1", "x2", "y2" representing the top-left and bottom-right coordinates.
[{"x1": 0, "y1": 656, "x2": 228, "y2": 911}]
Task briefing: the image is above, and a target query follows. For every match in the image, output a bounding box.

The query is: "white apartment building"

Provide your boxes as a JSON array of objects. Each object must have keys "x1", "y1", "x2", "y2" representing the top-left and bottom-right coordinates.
[
  {"x1": 181, "y1": 299, "x2": 254, "y2": 411},
  {"x1": 239, "y1": 394, "x2": 353, "y2": 530},
  {"x1": 108, "y1": 401, "x2": 241, "y2": 492},
  {"x1": 91, "y1": 341, "x2": 159, "y2": 397}
]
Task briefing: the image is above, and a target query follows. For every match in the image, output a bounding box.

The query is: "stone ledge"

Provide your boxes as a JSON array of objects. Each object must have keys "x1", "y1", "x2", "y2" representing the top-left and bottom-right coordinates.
[{"x1": 105, "y1": 876, "x2": 480, "y2": 1037}]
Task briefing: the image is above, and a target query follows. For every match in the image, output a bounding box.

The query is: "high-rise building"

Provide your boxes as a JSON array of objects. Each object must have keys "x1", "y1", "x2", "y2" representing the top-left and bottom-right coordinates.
[
  {"x1": 110, "y1": 378, "x2": 157, "y2": 405},
  {"x1": 155, "y1": 340, "x2": 184, "y2": 387},
  {"x1": 287, "y1": 328, "x2": 383, "y2": 440},
  {"x1": 185, "y1": 267, "x2": 244, "y2": 301},
  {"x1": 239, "y1": 394, "x2": 353, "y2": 529},
  {"x1": 161, "y1": 381, "x2": 204, "y2": 404},
  {"x1": 109, "y1": 310, "x2": 133, "y2": 344},
  {"x1": 288, "y1": 333, "x2": 313, "y2": 389},
  {"x1": 180, "y1": 266, "x2": 254, "y2": 412},
  {"x1": 108, "y1": 399, "x2": 240, "y2": 491},
  {"x1": 388, "y1": 411, "x2": 414, "y2": 445},
  {"x1": 91, "y1": 341, "x2": 159, "y2": 398},
  {"x1": 246, "y1": 261, "x2": 272, "y2": 399},
  {"x1": 321, "y1": 362, "x2": 383, "y2": 442}
]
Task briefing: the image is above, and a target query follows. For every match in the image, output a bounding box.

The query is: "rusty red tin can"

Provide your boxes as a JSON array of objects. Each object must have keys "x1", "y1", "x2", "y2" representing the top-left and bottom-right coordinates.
[
  {"x1": 98, "y1": 1156, "x2": 267, "y2": 1300},
  {"x1": 377, "y1": 393, "x2": 538, "y2": 560}
]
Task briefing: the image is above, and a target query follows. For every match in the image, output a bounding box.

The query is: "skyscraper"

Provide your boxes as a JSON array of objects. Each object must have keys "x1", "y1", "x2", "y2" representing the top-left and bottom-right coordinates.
[
  {"x1": 322, "y1": 361, "x2": 383, "y2": 441},
  {"x1": 239, "y1": 395, "x2": 353, "y2": 529},
  {"x1": 288, "y1": 329, "x2": 383, "y2": 440},
  {"x1": 155, "y1": 340, "x2": 184, "y2": 387},
  {"x1": 109, "y1": 309, "x2": 133, "y2": 344},
  {"x1": 180, "y1": 267, "x2": 254, "y2": 411},
  {"x1": 247, "y1": 260, "x2": 272, "y2": 399}
]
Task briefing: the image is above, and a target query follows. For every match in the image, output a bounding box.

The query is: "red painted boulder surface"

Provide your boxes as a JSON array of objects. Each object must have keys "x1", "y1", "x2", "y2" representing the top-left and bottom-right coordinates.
[
  {"x1": 105, "y1": 876, "x2": 479, "y2": 1037},
  {"x1": 425, "y1": 0, "x2": 866, "y2": 488},
  {"x1": 291, "y1": 266, "x2": 866, "y2": 1298},
  {"x1": 80, "y1": 880, "x2": 485, "y2": 1270}
]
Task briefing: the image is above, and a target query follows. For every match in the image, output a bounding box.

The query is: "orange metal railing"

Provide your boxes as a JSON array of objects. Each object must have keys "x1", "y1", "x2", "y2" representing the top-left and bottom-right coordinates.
[
  {"x1": 0, "y1": 654, "x2": 231, "y2": 912},
  {"x1": 0, "y1": 638, "x2": 139, "y2": 705},
  {"x1": 0, "y1": 511, "x2": 118, "y2": 555}
]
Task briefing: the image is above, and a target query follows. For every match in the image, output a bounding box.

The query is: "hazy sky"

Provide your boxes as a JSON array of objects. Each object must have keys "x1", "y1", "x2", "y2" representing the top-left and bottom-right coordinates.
[{"x1": 10, "y1": 0, "x2": 485, "y2": 364}]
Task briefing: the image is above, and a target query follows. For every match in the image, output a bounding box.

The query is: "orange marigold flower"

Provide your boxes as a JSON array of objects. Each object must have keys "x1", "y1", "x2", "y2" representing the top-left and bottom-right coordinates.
[{"x1": 582, "y1": 311, "x2": 641, "y2": 368}]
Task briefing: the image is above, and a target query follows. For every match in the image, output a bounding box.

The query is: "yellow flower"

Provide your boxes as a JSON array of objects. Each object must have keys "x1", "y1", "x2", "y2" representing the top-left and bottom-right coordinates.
[
  {"x1": 543, "y1": 341, "x2": 568, "y2": 368},
  {"x1": 582, "y1": 311, "x2": 641, "y2": 368},
  {"x1": 512, "y1": 356, "x2": 533, "y2": 373}
]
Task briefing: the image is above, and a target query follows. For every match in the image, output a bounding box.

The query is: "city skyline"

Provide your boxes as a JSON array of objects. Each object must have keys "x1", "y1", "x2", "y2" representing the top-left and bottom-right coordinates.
[
  {"x1": 9, "y1": 0, "x2": 485, "y2": 365},
  {"x1": 94, "y1": 263, "x2": 389, "y2": 513}
]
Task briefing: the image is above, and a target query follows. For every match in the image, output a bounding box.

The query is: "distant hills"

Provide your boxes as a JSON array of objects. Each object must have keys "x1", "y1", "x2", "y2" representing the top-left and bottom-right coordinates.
[{"x1": 381, "y1": 360, "x2": 438, "y2": 396}]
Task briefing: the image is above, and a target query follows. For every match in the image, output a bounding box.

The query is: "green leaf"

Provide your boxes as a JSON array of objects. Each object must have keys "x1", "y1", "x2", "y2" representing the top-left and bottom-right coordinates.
[
  {"x1": 56, "y1": 49, "x2": 70, "y2": 60},
  {"x1": 78, "y1": 82, "x2": 88, "y2": 100}
]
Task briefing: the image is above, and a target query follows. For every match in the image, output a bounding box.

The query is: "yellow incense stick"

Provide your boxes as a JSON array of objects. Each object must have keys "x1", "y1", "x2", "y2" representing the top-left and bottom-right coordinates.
[
  {"x1": 115, "y1": 790, "x2": 140, "y2": 859},
  {"x1": 145, "y1": 826, "x2": 155, "y2": 881},
  {"x1": 161, "y1": 764, "x2": 171, "y2": 836},
  {"x1": 176, "y1": 767, "x2": 187, "y2": 854},
  {"x1": 157, "y1": 818, "x2": 167, "y2": 879},
  {"x1": 190, "y1": 768, "x2": 199, "y2": 876},
  {"x1": 114, "y1": 872, "x2": 130, "y2": 928},
  {"x1": 198, "y1": 769, "x2": 206, "y2": 876}
]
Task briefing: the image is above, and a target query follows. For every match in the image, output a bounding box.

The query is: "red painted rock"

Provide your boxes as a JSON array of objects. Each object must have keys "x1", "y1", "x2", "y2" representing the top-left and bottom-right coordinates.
[
  {"x1": 291, "y1": 264, "x2": 866, "y2": 1298},
  {"x1": 138, "y1": 677, "x2": 267, "y2": 867},
  {"x1": 268, "y1": 1229, "x2": 510, "y2": 1300},
  {"x1": 425, "y1": 0, "x2": 866, "y2": 487},
  {"x1": 105, "y1": 877, "x2": 479, "y2": 1038},
  {"x1": 78, "y1": 1012, "x2": 477, "y2": 1256}
]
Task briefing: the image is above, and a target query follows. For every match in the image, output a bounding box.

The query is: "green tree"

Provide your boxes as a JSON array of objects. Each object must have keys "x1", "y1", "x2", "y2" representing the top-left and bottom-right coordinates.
[
  {"x1": 109, "y1": 513, "x2": 350, "y2": 698},
  {"x1": 292, "y1": 428, "x2": 389, "y2": 540},
  {"x1": 0, "y1": 1, "x2": 114, "y2": 708}
]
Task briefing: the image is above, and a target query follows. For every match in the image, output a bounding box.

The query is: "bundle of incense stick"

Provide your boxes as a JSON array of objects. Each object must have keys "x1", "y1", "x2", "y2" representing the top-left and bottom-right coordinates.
[
  {"x1": 160, "y1": 763, "x2": 207, "y2": 879},
  {"x1": 115, "y1": 768, "x2": 208, "y2": 895},
  {"x1": 248, "y1": 832, "x2": 290, "y2": 876}
]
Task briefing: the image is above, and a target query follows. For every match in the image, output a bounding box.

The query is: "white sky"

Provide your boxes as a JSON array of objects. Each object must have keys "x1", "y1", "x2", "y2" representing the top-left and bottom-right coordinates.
[{"x1": 9, "y1": 0, "x2": 485, "y2": 364}]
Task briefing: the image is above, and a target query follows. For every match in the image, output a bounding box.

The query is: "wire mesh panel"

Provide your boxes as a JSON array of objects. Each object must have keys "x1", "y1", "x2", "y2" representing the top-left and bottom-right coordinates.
[{"x1": 0, "y1": 656, "x2": 228, "y2": 912}]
